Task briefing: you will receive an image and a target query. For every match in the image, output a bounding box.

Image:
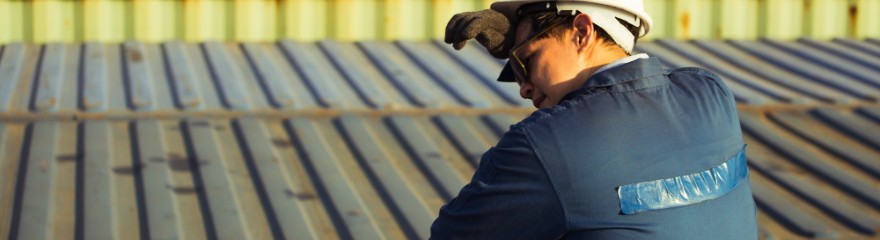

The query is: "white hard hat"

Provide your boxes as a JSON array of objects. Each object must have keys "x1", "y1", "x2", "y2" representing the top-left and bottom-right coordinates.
[{"x1": 491, "y1": 0, "x2": 653, "y2": 54}]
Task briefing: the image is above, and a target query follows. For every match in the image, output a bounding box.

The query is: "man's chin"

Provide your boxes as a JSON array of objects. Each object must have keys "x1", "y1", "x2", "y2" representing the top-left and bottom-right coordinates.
[{"x1": 533, "y1": 98, "x2": 551, "y2": 109}]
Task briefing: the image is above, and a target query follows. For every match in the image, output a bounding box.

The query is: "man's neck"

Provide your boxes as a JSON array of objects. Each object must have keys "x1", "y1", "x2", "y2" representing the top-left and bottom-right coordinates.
[{"x1": 575, "y1": 47, "x2": 629, "y2": 84}]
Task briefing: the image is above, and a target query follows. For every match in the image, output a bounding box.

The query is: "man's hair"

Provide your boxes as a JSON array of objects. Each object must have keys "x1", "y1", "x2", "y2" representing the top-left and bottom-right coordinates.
[{"x1": 523, "y1": 11, "x2": 641, "y2": 51}]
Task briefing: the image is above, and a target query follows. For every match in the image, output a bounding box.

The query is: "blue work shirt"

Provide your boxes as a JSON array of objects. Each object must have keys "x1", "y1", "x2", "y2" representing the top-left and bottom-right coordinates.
[{"x1": 430, "y1": 57, "x2": 758, "y2": 239}]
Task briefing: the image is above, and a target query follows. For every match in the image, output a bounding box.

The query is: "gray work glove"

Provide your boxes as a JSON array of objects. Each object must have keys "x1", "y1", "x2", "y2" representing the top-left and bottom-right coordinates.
[{"x1": 444, "y1": 9, "x2": 515, "y2": 59}]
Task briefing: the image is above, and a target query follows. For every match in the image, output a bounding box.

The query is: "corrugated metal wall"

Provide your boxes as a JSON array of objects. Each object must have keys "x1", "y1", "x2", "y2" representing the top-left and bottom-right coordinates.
[
  {"x1": 0, "y1": 39, "x2": 878, "y2": 239},
  {"x1": 1, "y1": 0, "x2": 880, "y2": 44}
]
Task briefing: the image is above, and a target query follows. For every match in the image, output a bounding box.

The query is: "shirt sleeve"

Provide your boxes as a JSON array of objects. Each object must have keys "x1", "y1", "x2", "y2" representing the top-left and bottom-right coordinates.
[{"x1": 430, "y1": 128, "x2": 566, "y2": 239}]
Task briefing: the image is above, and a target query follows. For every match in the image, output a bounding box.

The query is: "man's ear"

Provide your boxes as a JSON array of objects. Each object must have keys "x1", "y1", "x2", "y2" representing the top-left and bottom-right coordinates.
[{"x1": 572, "y1": 13, "x2": 593, "y2": 52}]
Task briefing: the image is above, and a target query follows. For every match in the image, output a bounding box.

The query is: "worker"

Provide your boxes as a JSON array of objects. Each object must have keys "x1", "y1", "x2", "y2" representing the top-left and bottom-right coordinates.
[{"x1": 430, "y1": 0, "x2": 758, "y2": 239}]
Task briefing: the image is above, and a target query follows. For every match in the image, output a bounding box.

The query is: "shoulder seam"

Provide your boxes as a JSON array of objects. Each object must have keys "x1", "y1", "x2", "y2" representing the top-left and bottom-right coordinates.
[{"x1": 522, "y1": 128, "x2": 570, "y2": 231}]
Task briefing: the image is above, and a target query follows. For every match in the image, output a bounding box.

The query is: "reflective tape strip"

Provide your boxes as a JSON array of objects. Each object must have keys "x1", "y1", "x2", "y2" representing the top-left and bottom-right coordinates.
[{"x1": 618, "y1": 146, "x2": 749, "y2": 215}]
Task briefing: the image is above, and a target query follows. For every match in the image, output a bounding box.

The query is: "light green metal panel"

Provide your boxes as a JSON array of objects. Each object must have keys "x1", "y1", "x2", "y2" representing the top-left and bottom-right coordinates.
[
  {"x1": 763, "y1": 0, "x2": 804, "y2": 40},
  {"x1": 670, "y1": 0, "x2": 714, "y2": 39},
  {"x1": 133, "y1": 0, "x2": 180, "y2": 43},
  {"x1": 853, "y1": 0, "x2": 880, "y2": 39},
  {"x1": 642, "y1": 0, "x2": 670, "y2": 40},
  {"x1": 83, "y1": 0, "x2": 125, "y2": 42},
  {"x1": 333, "y1": 0, "x2": 381, "y2": 41},
  {"x1": 0, "y1": 1, "x2": 25, "y2": 43},
  {"x1": 803, "y1": 0, "x2": 849, "y2": 40},
  {"x1": 2, "y1": 0, "x2": 880, "y2": 43},
  {"x1": 235, "y1": 0, "x2": 277, "y2": 42},
  {"x1": 384, "y1": 0, "x2": 431, "y2": 40},
  {"x1": 32, "y1": 0, "x2": 76, "y2": 43},
  {"x1": 285, "y1": 0, "x2": 330, "y2": 41},
  {"x1": 719, "y1": 0, "x2": 759, "y2": 39}
]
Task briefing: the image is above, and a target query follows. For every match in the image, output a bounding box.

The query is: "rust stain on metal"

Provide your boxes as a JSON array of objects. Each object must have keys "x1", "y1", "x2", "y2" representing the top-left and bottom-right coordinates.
[
  {"x1": 283, "y1": 189, "x2": 317, "y2": 200},
  {"x1": 127, "y1": 48, "x2": 143, "y2": 63},
  {"x1": 112, "y1": 165, "x2": 140, "y2": 175},
  {"x1": 171, "y1": 186, "x2": 198, "y2": 194},
  {"x1": 346, "y1": 208, "x2": 361, "y2": 217},
  {"x1": 272, "y1": 138, "x2": 293, "y2": 148},
  {"x1": 679, "y1": 11, "x2": 691, "y2": 39},
  {"x1": 168, "y1": 153, "x2": 190, "y2": 171},
  {"x1": 56, "y1": 154, "x2": 77, "y2": 162},
  {"x1": 40, "y1": 159, "x2": 47, "y2": 172},
  {"x1": 849, "y1": 4, "x2": 858, "y2": 37}
]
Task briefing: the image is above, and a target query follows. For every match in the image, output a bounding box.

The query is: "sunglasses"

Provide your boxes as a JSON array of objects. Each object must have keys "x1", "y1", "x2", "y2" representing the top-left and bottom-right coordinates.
[{"x1": 508, "y1": 20, "x2": 566, "y2": 85}]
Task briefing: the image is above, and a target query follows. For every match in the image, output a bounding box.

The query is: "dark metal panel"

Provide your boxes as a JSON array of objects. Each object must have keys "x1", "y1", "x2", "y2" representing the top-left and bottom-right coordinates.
[
  {"x1": 812, "y1": 107, "x2": 880, "y2": 150},
  {"x1": 741, "y1": 112, "x2": 880, "y2": 209},
  {"x1": 358, "y1": 42, "x2": 443, "y2": 108},
  {"x1": 183, "y1": 42, "x2": 226, "y2": 111},
  {"x1": 32, "y1": 44, "x2": 67, "y2": 112},
  {"x1": 762, "y1": 40, "x2": 880, "y2": 89},
  {"x1": 433, "y1": 115, "x2": 491, "y2": 166},
  {"x1": 123, "y1": 41, "x2": 159, "y2": 111},
  {"x1": 285, "y1": 118, "x2": 386, "y2": 239},
  {"x1": 13, "y1": 121, "x2": 60, "y2": 239},
  {"x1": 481, "y1": 114, "x2": 518, "y2": 139},
  {"x1": 751, "y1": 153, "x2": 880, "y2": 235},
  {"x1": 385, "y1": 115, "x2": 467, "y2": 201},
  {"x1": 133, "y1": 119, "x2": 206, "y2": 240},
  {"x1": 259, "y1": 119, "x2": 343, "y2": 239},
  {"x1": 653, "y1": 40, "x2": 810, "y2": 104},
  {"x1": 730, "y1": 40, "x2": 879, "y2": 102},
  {"x1": 102, "y1": 43, "x2": 127, "y2": 112},
  {"x1": 397, "y1": 41, "x2": 493, "y2": 108},
  {"x1": 637, "y1": 42, "x2": 770, "y2": 104},
  {"x1": 201, "y1": 42, "x2": 252, "y2": 110},
  {"x1": 0, "y1": 123, "x2": 24, "y2": 238},
  {"x1": 834, "y1": 38, "x2": 880, "y2": 58},
  {"x1": 692, "y1": 40, "x2": 854, "y2": 104},
  {"x1": 52, "y1": 122, "x2": 79, "y2": 237},
  {"x1": 240, "y1": 43, "x2": 304, "y2": 109},
  {"x1": 82, "y1": 43, "x2": 109, "y2": 112},
  {"x1": 432, "y1": 40, "x2": 531, "y2": 107},
  {"x1": 336, "y1": 115, "x2": 435, "y2": 239},
  {"x1": 279, "y1": 41, "x2": 356, "y2": 109},
  {"x1": 751, "y1": 180, "x2": 837, "y2": 239},
  {"x1": 162, "y1": 42, "x2": 206, "y2": 110},
  {"x1": 181, "y1": 119, "x2": 252, "y2": 239},
  {"x1": 232, "y1": 117, "x2": 318, "y2": 239},
  {"x1": 106, "y1": 121, "x2": 141, "y2": 240},
  {"x1": 0, "y1": 43, "x2": 26, "y2": 112},
  {"x1": 81, "y1": 121, "x2": 116, "y2": 239},
  {"x1": 318, "y1": 40, "x2": 394, "y2": 109},
  {"x1": 221, "y1": 43, "x2": 273, "y2": 110},
  {"x1": 213, "y1": 119, "x2": 280, "y2": 239},
  {"x1": 858, "y1": 107, "x2": 880, "y2": 123},
  {"x1": 768, "y1": 111, "x2": 880, "y2": 178},
  {"x1": 798, "y1": 38, "x2": 880, "y2": 79}
]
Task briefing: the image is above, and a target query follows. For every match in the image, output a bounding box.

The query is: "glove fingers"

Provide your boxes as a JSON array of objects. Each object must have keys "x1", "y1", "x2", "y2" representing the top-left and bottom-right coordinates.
[
  {"x1": 476, "y1": 30, "x2": 508, "y2": 58},
  {"x1": 452, "y1": 16, "x2": 482, "y2": 49},
  {"x1": 445, "y1": 13, "x2": 475, "y2": 44},
  {"x1": 453, "y1": 40, "x2": 468, "y2": 50},
  {"x1": 444, "y1": 13, "x2": 465, "y2": 44}
]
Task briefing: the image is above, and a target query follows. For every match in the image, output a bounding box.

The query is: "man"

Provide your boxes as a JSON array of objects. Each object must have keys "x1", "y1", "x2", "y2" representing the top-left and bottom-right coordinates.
[{"x1": 430, "y1": 0, "x2": 758, "y2": 239}]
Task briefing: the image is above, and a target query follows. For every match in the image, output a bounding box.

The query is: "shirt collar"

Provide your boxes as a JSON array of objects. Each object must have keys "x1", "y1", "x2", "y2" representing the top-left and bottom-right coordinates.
[
  {"x1": 593, "y1": 53, "x2": 650, "y2": 76},
  {"x1": 582, "y1": 54, "x2": 664, "y2": 88},
  {"x1": 561, "y1": 56, "x2": 667, "y2": 101}
]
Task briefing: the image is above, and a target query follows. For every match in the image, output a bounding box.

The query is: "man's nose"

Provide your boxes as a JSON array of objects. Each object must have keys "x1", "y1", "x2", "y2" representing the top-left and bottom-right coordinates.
[{"x1": 519, "y1": 82, "x2": 533, "y2": 100}]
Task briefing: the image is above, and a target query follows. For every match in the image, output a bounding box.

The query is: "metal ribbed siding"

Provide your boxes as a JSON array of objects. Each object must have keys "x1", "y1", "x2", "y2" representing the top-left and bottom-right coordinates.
[{"x1": 0, "y1": 40, "x2": 877, "y2": 240}]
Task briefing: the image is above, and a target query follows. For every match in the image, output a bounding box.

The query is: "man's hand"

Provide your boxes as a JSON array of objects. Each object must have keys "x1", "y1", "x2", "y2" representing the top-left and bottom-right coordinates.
[{"x1": 444, "y1": 9, "x2": 515, "y2": 59}]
